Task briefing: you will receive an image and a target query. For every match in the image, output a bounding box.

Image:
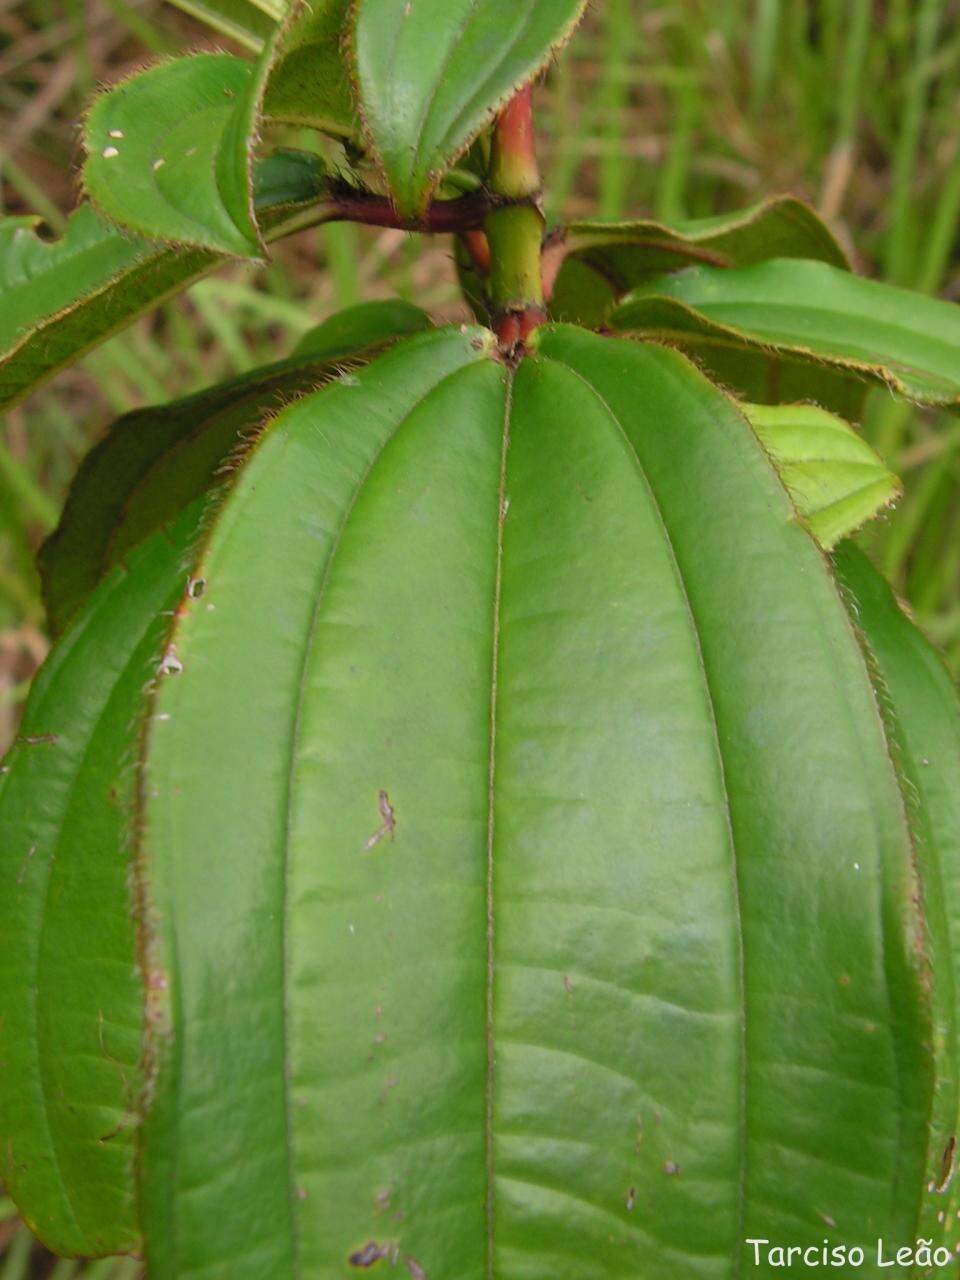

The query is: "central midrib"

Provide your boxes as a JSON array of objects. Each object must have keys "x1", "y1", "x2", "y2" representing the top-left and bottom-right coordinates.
[{"x1": 484, "y1": 367, "x2": 512, "y2": 1280}]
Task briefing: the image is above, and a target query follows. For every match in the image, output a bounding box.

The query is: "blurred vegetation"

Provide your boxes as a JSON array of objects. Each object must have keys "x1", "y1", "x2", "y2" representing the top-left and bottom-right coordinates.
[{"x1": 2, "y1": 0, "x2": 960, "y2": 1271}]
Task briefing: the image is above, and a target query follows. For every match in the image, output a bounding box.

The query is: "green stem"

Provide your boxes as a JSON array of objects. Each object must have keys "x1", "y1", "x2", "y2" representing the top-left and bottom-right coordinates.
[{"x1": 484, "y1": 84, "x2": 545, "y2": 332}]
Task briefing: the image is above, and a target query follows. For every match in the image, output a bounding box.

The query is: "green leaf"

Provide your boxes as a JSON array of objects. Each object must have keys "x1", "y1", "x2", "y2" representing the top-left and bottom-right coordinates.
[
  {"x1": 163, "y1": 0, "x2": 280, "y2": 51},
  {"x1": 351, "y1": 0, "x2": 589, "y2": 216},
  {"x1": 551, "y1": 195, "x2": 849, "y2": 325},
  {"x1": 136, "y1": 324, "x2": 498, "y2": 1277},
  {"x1": 742, "y1": 401, "x2": 901, "y2": 548},
  {"x1": 0, "y1": 151, "x2": 328, "y2": 413},
  {"x1": 291, "y1": 297, "x2": 430, "y2": 357},
  {"x1": 130, "y1": 325, "x2": 925, "y2": 1272},
  {"x1": 0, "y1": 510, "x2": 200, "y2": 1258},
  {"x1": 610, "y1": 257, "x2": 960, "y2": 410},
  {"x1": 6, "y1": 324, "x2": 950, "y2": 1271},
  {"x1": 40, "y1": 300, "x2": 433, "y2": 635},
  {"x1": 84, "y1": 54, "x2": 266, "y2": 256},
  {"x1": 834, "y1": 541, "x2": 960, "y2": 1258},
  {"x1": 262, "y1": 0, "x2": 356, "y2": 137}
]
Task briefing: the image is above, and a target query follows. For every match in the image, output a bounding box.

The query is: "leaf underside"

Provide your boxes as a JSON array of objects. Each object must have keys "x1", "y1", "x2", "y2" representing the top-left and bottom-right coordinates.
[
  {"x1": 742, "y1": 401, "x2": 900, "y2": 549},
  {"x1": 551, "y1": 195, "x2": 849, "y2": 327},
  {"x1": 3, "y1": 326, "x2": 958, "y2": 1276},
  {"x1": 352, "y1": 0, "x2": 589, "y2": 217},
  {"x1": 263, "y1": 0, "x2": 356, "y2": 137},
  {"x1": 610, "y1": 258, "x2": 960, "y2": 412},
  {"x1": 162, "y1": 0, "x2": 279, "y2": 51}
]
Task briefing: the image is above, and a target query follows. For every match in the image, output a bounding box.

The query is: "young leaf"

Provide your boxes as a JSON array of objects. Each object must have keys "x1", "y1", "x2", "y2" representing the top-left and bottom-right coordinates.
[
  {"x1": 351, "y1": 0, "x2": 589, "y2": 216},
  {"x1": 742, "y1": 401, "x2": 901, "y2": 548},
  {"x1": 163, "y1": 0, "x2": 280, "y2": 51},
  {"x1": 84, "y1": 54, "x2": 266, "y2": 256},
  {"x1": 551, "y1": 195, "x2": 849, "y2": 325},
  {"x1": 0, "y1": 152, "x2": 328, "y2": 413},
  {"x1": 610, "y1": 258, "x2": 960, "y2": 410},
  {"x1": 262, "y1": 0, "x2": 357, "y2": 137},
  {"x1": 40, "y1": 300, "x2": 433, "y2": 634}
]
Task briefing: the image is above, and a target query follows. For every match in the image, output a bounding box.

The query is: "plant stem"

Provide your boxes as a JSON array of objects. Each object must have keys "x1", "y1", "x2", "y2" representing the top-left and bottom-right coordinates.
[
  {"x1": 483, "y1": 83, "x2": 546, "y2": 343},
  {"x1": 324, "y1": 187, "x2": 492, "y2": 232}
]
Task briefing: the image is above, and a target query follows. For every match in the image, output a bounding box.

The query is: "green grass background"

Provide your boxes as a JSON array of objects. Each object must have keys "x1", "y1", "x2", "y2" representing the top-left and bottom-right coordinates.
[{"x1": 2, "y1": 0, "x2": 960, "y2": 1271}]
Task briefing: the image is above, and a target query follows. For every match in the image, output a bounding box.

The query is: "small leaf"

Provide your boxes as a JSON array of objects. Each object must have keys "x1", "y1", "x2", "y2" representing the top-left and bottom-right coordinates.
[
  {"x1": 552, "y1": 195, "x2": 849, "y2": 324},
  {"x1": 742, "y1": 401, "x2": 901, "y2": 549},
  {"x1": 163, "y1": 0, "x2": 281, "y2": 50},
  {"x1": 610, "y1": 258, "x2": 960, "y2": 411},
  {"x1": 41, "y1": 300, "x2": 433, "y2": 633},
  {"x1": 263, "y1": 0, "x2": 356, "y2": 137},
  {"x1": 351, "y1": 0, "x2": 589, "y2": 216},
  {"x1": 84, "y1": 54, "x2": 265, "y2": 256},
  {"x1": 0, "y1": 151, "x2": 328, "y2": 413}
]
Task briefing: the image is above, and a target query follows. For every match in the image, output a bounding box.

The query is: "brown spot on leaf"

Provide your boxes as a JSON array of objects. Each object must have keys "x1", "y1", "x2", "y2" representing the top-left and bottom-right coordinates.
[
  {"x1": 363, "y1": 790, "x2": 396, "y2": 852},
  {"x1": 349, "y1": 1241, "x2": 392, "y2": 1268},
  {"x1": 938, "y1": 1136, "x2": 957, "y2": 1193}
]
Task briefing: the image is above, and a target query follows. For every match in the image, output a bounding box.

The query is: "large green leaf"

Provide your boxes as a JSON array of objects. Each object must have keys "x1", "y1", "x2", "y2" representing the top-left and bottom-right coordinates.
[
  {"x1": 743, "y1": 401, "x2": 900, "y2": 548},
  {"x1": 262, "y1": 0, "x2": 356, "y2": 137},
  {"x1": 0, "y1": 509, "x2": 200, "y2": 1258},
  {"x1": 84, "y1": 54, "x2": 268, "y2": 256},
  {"x1": 551, "y1": 196, "x2": 848, "y2": 326},
  {"x1": 351, "y1": 0, "x2": 589, "y2": 217},
  {"x1": 39, "y1": 299, "x2": 432, "y2": 635},
  {"x1": 128, "y1": 325, "x2": 928, "y2": 1274},
  {"x1": 163, "y1": 0, "x2": 280, "y2": 51},
  {"x1": 610, "y1": 258, "x2": 960, "y2": 410},
  {"x1": 0, "y1": 151, "x2": 327, "y2": 413},
  {"x1": 834, "y1": 542, "x2": 960, "y2": 1259}
]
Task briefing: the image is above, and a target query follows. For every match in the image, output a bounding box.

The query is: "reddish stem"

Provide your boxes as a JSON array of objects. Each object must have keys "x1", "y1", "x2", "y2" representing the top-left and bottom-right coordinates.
[
  {"x1": 325, "y1": 188, "x2": 493, "y2": 233},
  {"x1": 489, "y1": 83, "x2": 540, "y2": 200},
  {"x1": 460, "y1": 229, "x2": 491, "y2": 275}
]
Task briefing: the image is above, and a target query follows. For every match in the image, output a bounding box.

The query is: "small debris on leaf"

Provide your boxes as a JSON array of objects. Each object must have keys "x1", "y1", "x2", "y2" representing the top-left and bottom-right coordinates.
[{"x1": 363, "y1": 790, "x2": 396, "y2": 852}]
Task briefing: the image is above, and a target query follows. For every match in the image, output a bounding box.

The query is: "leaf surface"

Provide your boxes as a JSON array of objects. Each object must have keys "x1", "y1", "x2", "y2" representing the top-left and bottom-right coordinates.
[
  {"x1": 0, "y1": 151, "x2": 327, "y2": 413},
  {"x1": 0, "y1": 511, "x2": 199, "y2": 1258},
  {"x1": 136, "y1": 325, "x2": 497, "y2": 1278},
  {"x1": 834, "y1": 542, "x2": 960, "y2": 1257},
  {"x1": 263, "y1": 0, "x2": 356, "y2": 136},
  {"x1": 129, "y1": 323, "x2": 931, "y2": 1275},
  {"x1": 743, "y1": 401, "x2": 900, "y2": 548},
  {"x1": 351, "y1": 0, "x2": 588, "y2": 216},
  {"x1": 551, "y1": 196, "x2": 848, "y2": 325},
  {"x1": 84, "y1": 54, "x2": 266, "y2": 256},
  {"x1": 610, "y1": 258, "x2": 960, "y2": 410},
  {"x1": 40, "y1": 300, "x2": 433, "y2": 635}
]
